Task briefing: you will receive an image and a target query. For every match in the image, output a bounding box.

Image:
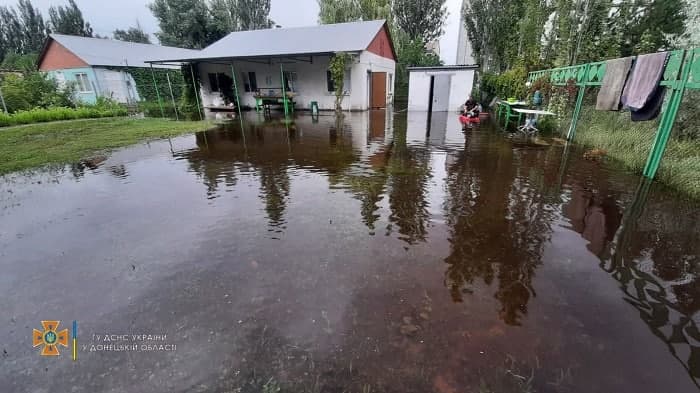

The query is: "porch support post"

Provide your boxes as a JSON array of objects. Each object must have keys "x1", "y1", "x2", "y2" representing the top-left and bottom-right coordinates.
[
  {"x1": 150, "y1": 64, "x2": 165, "y2": 118},
  {"x1": 566, "y1": 64, "x2": 589, "y2": 141},
  {"x1": 229, "y1": 62, "x2": 244, "y2": 121},
  {"x1": 642, "y1": 50, "x2": 691, "y2": 179},
  {"x1": 189, "y1": 63, "x2": 204, "y2": 121},
  {"x1": 280, "y1": 64, "x2": 289, "y2": 117},
  {"x1": 165, "y1": 72, "x2": 179, "y2": 121}
]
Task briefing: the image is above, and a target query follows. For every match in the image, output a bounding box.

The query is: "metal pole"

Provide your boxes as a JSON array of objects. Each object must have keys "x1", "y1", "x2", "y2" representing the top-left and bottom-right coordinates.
[
  {"x1": 566, "y1": 64, "x2": 589, "y2": 141},
  {"x1": 229, "y1": 63, "x2": 244, "y2": 121},
  {"x1": 165, "y1": 72, "x2": 179, "y2": 121},
  {"x1": 280, "y1": 64, "x2": 289, "y2": 118},
  {"x1": 0, "y1": 85, "x2": 8, "y2": 113},
  {"x1": 150, "y1": 64, "x2": 165, "y2": 118},
  {"x1": 642, "y1": 49, "x2": 692, "y2": 179},
  {"x1": 189, "y1": 63, "x2": 203, "y2": 121}
]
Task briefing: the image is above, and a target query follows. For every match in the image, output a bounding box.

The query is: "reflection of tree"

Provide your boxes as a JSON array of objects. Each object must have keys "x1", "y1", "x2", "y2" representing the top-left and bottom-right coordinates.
[
  {"x1": 442, "y1": 135, "x2": 556, "y2": 325},
  {"x1": 584, "y1": 179, "x2": 700, "y2": 387},
  {"x1": 259, "y1": 164, "x2": 290, "y2": 232},
  {"x1": 386, "y1": 128, "x2": 432, "y2": 244}
]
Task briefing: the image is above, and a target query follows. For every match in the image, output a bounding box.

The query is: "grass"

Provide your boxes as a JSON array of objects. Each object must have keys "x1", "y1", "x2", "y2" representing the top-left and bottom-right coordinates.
[
  {"x1": 0, "y1": 106, "x2": 127, "y2": 127},
  {"x1": 0, "y1": 117, "x2": 214, "y2": 175},
  {"x1": 573, "y1": 106, "x2": 700, "y2": 199}
]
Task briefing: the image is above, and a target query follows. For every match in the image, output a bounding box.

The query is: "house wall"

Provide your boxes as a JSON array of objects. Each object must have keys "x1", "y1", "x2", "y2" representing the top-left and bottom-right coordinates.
[
  {"x1": 47, "y1": 67, "x2": 99, "y2": 104},
  {"x1": 195, "y1": 50, "x2": 395, "y2": 115},
  {"x1": 407, "y1": 69, "x2": 476, "y2": 112},
  {"x1": 366, "y1": 25, "x2": 396, "y2": 61},
  {"x1": 93, "y1": 68, "x2": 141, "y2": 103},
  {"x1": 38, "y1": 40, "x2": 88, "y2": 71}
]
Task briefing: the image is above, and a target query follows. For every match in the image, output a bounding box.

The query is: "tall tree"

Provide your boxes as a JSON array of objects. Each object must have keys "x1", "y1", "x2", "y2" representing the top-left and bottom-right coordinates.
[
  {"x1": 317, "y1": 0, "x2": 362, "y2": 24},
  {"x1": 209, "y1": 0, "x2": 273, "y2": 40},
  {"x1": 0, "y1": 6, "x2": 23, "y2": 62},
  {"x1": 149, "y1": 0, "x2": 211, "y2": 48},
  {"x1": 114, "y1": 23, "x2": 152, "y2": 44},
  {"x1": 393, "y1": 0, "x2": 447, "y2": 43},
  {"x1": 17, "y1": 0, "x2": 47, "y2": 54},
  {"x1": 48, "y1": 0, "x2": 93, "y2": 37}
]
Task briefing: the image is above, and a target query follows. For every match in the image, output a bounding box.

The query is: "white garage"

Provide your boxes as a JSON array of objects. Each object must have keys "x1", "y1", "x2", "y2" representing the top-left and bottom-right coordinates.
[{"x1": 407, "y1": 65, "x2": 478, "y2": 112}]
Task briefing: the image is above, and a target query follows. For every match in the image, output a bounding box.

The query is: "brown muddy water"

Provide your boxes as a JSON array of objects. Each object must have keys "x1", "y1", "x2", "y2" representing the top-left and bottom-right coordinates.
[{"x1": 1, "y1": 111, "x2": 699, "y2": 393}]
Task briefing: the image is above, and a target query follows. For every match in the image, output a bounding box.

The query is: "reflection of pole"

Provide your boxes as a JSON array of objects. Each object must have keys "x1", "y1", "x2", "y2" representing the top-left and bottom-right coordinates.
[
  {"x1": 0, "y1": 85, "x2": 7, "y2": 113},
  {"x1": 166, "y1": 72, "x2": 179, "y2": 121},
  {"x1": 150, "y1": 64, "x2": 165, "y2": 118},
  {"x1": 280, "y1": 64, "x2": 289, "y2": 119},
  {"x1": 189, "y1": 63, "x2": 203, "y2": 121},
  {"x1": 554, "y1": 141, "x2": 572, "y2": 194}
]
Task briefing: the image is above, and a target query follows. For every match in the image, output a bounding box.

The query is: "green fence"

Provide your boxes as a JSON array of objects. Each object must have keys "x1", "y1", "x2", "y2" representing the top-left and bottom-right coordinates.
[{"x1": 528, "y1": 47, "x2": 700, "y2": 180}]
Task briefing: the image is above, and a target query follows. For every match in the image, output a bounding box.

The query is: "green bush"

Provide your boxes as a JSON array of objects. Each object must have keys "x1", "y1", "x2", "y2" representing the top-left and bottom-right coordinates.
[
  {"x1": 0, "y1": 106, "x2": 127, "y2": 127},
  {"x1": 1, "y1": 72, "x2": 75, "y2": 112},
  {"x1": 480, "y1": 66, "x2": 528, "y2": 103}
]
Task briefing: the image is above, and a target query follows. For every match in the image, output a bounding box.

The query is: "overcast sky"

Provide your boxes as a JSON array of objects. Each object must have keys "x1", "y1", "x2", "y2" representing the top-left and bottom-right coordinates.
[{"x1": 0, "y1": 0, "x2": 463, "y2": 64}]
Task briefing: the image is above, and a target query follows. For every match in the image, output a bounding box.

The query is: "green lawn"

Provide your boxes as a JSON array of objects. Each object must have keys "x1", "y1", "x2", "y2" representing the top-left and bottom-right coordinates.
[{"x1": 0, "y1": 117, "x2": 215, "y2": 175}]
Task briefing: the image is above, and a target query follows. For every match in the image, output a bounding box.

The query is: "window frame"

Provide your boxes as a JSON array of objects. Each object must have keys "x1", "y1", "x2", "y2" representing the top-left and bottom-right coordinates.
[{"x1": 75, "y1": 73, "x2": 92, "y2": 93}]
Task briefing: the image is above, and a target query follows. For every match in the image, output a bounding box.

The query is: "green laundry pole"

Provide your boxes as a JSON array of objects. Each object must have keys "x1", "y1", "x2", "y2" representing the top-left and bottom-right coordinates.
[{"x1": 150, "y1": 64, "x2": 165, "y2": 118}]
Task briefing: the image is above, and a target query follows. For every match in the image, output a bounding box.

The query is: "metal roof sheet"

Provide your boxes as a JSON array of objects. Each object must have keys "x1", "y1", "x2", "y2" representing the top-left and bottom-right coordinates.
[
  {"x1": 149, "y1": 20, "x2": 388, "y2": 62},
  {"x1": 48, "y1": 34, "x2": 200, "y2": 68}
]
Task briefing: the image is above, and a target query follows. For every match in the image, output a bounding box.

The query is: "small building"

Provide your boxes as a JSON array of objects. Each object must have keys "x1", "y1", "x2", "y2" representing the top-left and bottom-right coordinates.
[
  {"x1": 407, "y1": 65, "x2": 478, "y2": 112},
  {"x1": 148, "y1": 20, "x2": 396, "y2": 115},
  {"x1": 37, "y1": 34, "x2": 199, "y2": 104}
]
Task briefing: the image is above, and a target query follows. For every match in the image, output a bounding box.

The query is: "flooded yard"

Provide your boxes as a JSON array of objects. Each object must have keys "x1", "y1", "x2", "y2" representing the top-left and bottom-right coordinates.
[{"x1": 2, "y1": 111, "x2": 699, "y2": 393}]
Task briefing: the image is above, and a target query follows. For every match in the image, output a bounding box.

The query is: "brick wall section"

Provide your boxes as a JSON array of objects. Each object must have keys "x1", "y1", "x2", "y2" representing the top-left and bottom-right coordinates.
[
  {"x1": 38, "y1": 40, "x2": 88, "y2": 71},
  {"x1": 366, "y1": 26, "x2": 396, "y2": 62}
]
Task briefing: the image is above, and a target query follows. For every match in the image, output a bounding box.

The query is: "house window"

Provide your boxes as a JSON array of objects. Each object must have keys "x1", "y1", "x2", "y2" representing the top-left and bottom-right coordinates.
[
  {"x1": 242, "y1": 72, "x2": 258, "y2": 92},
  {"x1": 283, "y1": 71, "x2": 297, "y2": 92},
  {"x1": 75, "y1": 73, "x2": 92, "y2": 92},
  {"x1": 326, "y1": 70, "x2": 351, "y2": 94}
]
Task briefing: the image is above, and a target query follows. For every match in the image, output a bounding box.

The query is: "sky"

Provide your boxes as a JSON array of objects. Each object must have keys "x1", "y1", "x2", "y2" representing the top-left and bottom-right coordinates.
[{"x1": 1, "y1": 0, "x2": 463, "y2": 64}]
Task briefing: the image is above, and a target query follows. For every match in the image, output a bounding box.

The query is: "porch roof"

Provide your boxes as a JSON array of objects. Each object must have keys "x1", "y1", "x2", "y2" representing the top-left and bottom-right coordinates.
[{"x1": 147, "y1": 20, "x2": 388, "y2": 64}]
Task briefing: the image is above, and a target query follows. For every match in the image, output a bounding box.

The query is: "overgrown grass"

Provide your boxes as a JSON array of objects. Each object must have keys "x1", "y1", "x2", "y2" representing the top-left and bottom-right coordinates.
[
  {"x1": 0, "y1": 106, "x2": 128, "y2": 127},
  {"x1": 0, "y1": 117, "x2": 214, "y2": 174},
  {"x1": 574, "y1": 106, "x2": 700, "y2": 199}
]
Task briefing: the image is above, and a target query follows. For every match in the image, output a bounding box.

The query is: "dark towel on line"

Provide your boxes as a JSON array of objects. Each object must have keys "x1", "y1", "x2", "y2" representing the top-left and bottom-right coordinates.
[
  {"x1": 596, "y1": 57, "x2": 633, "y2": 111},
  {"x1": 631, "y1": 86, "x2": 666, "y2": 122},
  {"x1": 622, "y1": 52, "x2": 668, "y2": 110}
]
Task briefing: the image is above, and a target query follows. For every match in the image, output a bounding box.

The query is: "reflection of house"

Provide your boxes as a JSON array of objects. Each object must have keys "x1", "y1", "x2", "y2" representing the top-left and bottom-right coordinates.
[
  {"x1": 407, "y1": 65, "x2": 477, "y2": 111},
  {"x1": 149, "y1": 20, "x2": 396, "y2": 114},
  {"x1": 37, "y1": 34, "x2": 198, "y2": 104}
]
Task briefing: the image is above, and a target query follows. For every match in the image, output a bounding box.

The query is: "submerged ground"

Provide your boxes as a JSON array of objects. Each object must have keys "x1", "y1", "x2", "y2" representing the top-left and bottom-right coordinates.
[{"x1": 1, "y1": 111, "x2": 699, "y2": 393}]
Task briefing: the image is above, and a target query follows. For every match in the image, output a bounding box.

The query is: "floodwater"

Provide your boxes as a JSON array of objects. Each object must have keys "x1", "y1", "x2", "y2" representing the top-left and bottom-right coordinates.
[{"x1": 1, "y1": 110, "x2": 699, "y2": 393}]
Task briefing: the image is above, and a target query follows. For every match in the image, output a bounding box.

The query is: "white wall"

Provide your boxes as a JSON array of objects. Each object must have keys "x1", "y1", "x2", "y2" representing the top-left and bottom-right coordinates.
[
  {"x1": 196, "y1": 51, "x2": 395, "y2": 115},
  {"x1": 407, "y1": 69, "x2": 475, "y2": 112},
  {"x1": 94, "y1": 68, "x2": 141, "y2": 103}
]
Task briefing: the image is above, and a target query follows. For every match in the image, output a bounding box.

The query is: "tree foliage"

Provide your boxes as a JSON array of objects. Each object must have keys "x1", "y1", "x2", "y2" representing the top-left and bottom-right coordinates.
[
  {"x1": 464, "y1": 0, "x2": 688, "y2": 72},
  {"x1": 0, "y1": 0, "x2": 48, "y2": 65},
  {"x1": 114, "y1": 24, "x2": 151, "y2": 44},
  {"x1": 149, "y1": 0, "x2": 273, "y2": 49},
  {"x1": 48, "y1": 0, "x2": 93, "y2": 37},
  {"x1": 393, "y1": 0, "x2": 447, "y2": 43},
  {"x1": 329, "y1": 52, "x2": 350, "y2": 112}
]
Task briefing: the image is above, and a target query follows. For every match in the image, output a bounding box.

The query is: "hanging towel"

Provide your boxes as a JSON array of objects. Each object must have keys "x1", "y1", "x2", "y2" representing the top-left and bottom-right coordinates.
[
  {"x1": 596, "y1": 57, "x2": 634, "y2": 111},
  {"x1": 630, "y1": 86, "x2": 666, "y2": 122},
  {"x1": 622, "y1": 52, "x2": 668, "y2": 110}
]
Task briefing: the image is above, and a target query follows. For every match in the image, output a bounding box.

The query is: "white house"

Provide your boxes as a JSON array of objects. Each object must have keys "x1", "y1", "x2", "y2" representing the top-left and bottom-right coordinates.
[
  {"x1": 407, "y1": 66, "x2": 478, "y2": 112},
  {"x1": 148, "y1": 20, "x2": 397, "y2": 115}
]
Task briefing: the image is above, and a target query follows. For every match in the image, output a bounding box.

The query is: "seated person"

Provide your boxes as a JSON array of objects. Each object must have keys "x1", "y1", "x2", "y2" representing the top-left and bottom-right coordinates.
[{"x1": 462, "y1": 96, "x2": 480, "y2": 118}]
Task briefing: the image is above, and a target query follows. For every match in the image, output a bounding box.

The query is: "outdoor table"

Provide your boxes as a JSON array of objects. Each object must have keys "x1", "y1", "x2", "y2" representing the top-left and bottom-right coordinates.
[
  {"x1": 497, "y1": 100, "x2": 529, "y2": 129},
  {"x1": 513, "y1": 108, "x2": 556, "y2": 135}
]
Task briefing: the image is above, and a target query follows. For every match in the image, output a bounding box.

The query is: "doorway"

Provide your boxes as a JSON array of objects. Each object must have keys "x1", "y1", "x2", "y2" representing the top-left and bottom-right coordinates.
[
  {"x1": 430, "y1": 74, "x2": 451, "y2": 112},
  {"x1": 370, "y1": 72, "x2": 387, "y2": 109}
]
